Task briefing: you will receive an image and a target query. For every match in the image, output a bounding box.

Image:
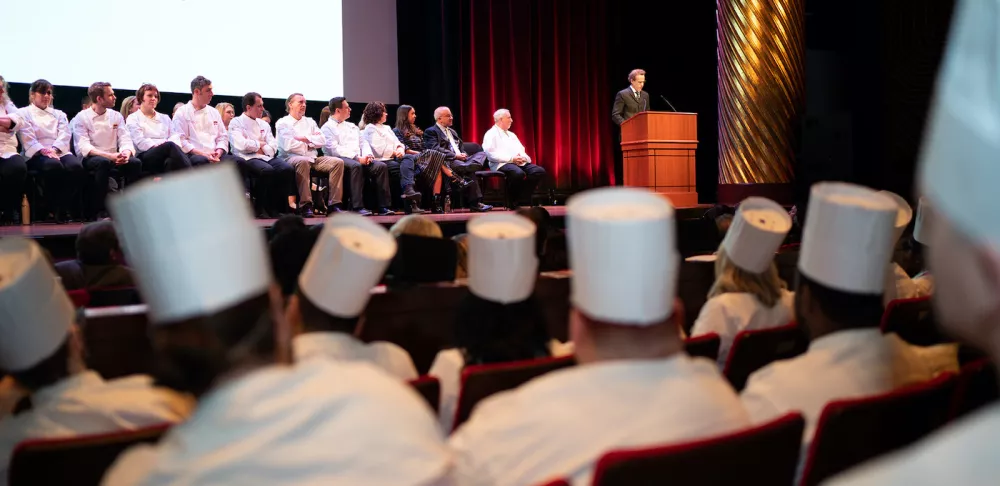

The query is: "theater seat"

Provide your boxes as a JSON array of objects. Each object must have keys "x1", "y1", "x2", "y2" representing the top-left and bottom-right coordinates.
[
  {"x1": 684, "y1": 332, "x2": 721, "y2": 362},
  {"x1": 799, "y1": 372, "x2": 958, "y2": 486},
  {"x1": 82, "y1": 305, "x2": 155, "y2": 379},
  {"x1": 87, "y1": 286, "x2": 142, "y2": 308},
  {"x1": 723, "y1": 322, "x2": 807, "y2": 392},
  {"x1": 8, "y1": 424, "x2": 171, "y2": 486},
  {"x1": 67, "y1": 289, "x2": 91, "y2": 308},
  {"x1": 591, "y1": 412, "x2": 805, "y2": 486},
  {"x1": 950, "y1": 358, "x2": 999, "y2": 420},
  {"x1": 452, "y1": 355, "x2": 576, "y2": 431},
  {"x1": 408, "y1": 375, "x2": 442, "y2": 413},
  {"x1": 463, "y1": 141, "x2": 510, "y2": 209},
  {"x1": 880, "y1": 296, "x2": 949, "y2": 346}
]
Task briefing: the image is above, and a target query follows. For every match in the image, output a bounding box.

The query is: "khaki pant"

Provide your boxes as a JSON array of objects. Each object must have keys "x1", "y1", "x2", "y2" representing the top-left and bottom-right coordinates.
[{"x1": 288, "y1": 155, "x2": 344, "y2": 206}]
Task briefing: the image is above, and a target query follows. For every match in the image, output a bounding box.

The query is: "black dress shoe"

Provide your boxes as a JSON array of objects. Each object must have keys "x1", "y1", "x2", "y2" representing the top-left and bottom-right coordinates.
[
  {"x1": 377, "y1": 208, "x2": 399, "y2": 216},
  {"x1": 450, "y1": 176, "x2": 474, "y2": 189},
  {"x1": 470, "y1": 202, "x2": 493, "y2": 212},
  {"x1": 355, "y1": 208, "x2": 374, "y2": 217},
  {"x1": 299, "y1": 203, "x2": 315, "y2": 218},
  {"x1": 405, "y1": 199, "x2": 429, "y2": 215},
  {"x1": 402, "y1": 185, "x2": 422, "y2": 200}
]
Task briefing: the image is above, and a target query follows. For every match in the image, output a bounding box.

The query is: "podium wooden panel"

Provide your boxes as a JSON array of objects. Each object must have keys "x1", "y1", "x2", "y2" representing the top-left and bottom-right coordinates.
[{"x1": 621, "y1": 111, "x2": 698, "y2": 207}]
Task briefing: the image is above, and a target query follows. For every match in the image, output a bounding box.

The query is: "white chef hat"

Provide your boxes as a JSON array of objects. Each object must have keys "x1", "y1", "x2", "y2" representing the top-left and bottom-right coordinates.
[
  {"x1": 912, "y1": 197, "x2": 932, "y2": 246},
  {"x1": 109, "y1": 164, "x2": 271, "y2": 325},
  {"x1": 467, "y1": 213, "x2": 538, "y2": 304},
  {"x1": 798, "y1": 182, "x2": 898, "y2": 294},
  {"x1": 0, "y1": 239, "x2": 74, "y2": 372},
  {"x1": 721, "y1": 197, "x2": 791, "y2": 273},
  {"x1": 298, "y1": 212, "x2": 396, "y2": 318},
  {"x1": 879, "y1": 191, "x2": 913, "y2": 244},
  {"x1": 567, "y1": 187, "x2": 678, "y2": 326},
  {"x1": 917, "y1": 0, "x2": 1000, "y2": 251}
]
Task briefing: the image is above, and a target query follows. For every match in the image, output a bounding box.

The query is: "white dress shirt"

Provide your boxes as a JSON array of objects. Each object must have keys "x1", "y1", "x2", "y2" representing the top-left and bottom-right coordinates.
[
  {"x1": 429, "y1": 339, "x2": 575, "y2": 434},
  {"x1": 482, "y1": 124, "x2": 531, "y2": 171},
  {"x1": 71, "y1": 108, "x2": 135, "y2": 157},
  {"x1": 17, "y1": 104, "x2": 71, "y2": 157},
  {"x1": 228, "y1": 114, "x2": 278, "y2": 161},
  {"x1": 292, "y1": 332, "x2": 418, "y2": 381},
  {"x1": 740, "y1": 328, "x2": 959, "y2": 480},
  {"x1": 449, "y1": 354, "x2": 751, "y2": 485},
  {"x1": 126, "y1": 111, "x2": 174, "y2": 152},
  {"x1": 169, "y1": 102, "x2": 228, "y2": 154},
  {"x1": 362, "y1": 123, "x2": 404, "y2": 160},
  {"x1": 825, "y1": 403, "x2": 1000, "y2": 486},
  {"x1": 1, "y1": 101, "x2": 23, "y2": 158},
  {"x1": 690, "y1": 290, "x2": 795, "y2": 368},
  {"x1": 320, "y1": 119, "x2": 371, "y2": 160},
  {"x1": 0, "y1": 371, "x2": 191, "y2": 486},
  {"x1": 102, "y1": 359, "x2": 451, "y2": 486},
  {"x1": 275, "y1": 115, "x2": 325, "y2": 159}
]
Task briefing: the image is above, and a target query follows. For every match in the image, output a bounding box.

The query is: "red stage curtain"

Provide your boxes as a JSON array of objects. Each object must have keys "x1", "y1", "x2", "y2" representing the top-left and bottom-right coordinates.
[{"x1": 458, "y1": 0, "x2": 616, "y2": 190}]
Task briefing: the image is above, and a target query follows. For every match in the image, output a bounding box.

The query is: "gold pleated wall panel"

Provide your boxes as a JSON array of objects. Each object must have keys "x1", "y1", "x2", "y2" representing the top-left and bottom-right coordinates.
[{"x1": 717, "y1": 0, "x2": 804, "y2": 184}]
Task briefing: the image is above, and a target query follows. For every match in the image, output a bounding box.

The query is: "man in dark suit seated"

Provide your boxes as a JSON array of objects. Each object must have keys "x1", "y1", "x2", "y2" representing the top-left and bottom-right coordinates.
[
  {"x1": 423, "y1": 107, "x2": 493, "y2": 212},
  {"x1": 54, "y1": 221, "x2": 134, "y2": 291},
  {"x1": 611, "y1": 69, "x2": 650, "y2": 126}
]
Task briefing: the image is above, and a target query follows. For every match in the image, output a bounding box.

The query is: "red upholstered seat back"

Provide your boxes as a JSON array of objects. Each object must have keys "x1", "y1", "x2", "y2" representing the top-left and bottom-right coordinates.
[
  {"x1": 684, "y1": 332, "x2": 721, "y2": 362},
  {"x1": 880, "y1": 296, "x2": 949, "y2": 346},
  {"x1": 723, "y1": 322, "x2": 807, "y2": 391},
  {"x1": 408, "y1": 375, "x2": 442, "y2": 413}
]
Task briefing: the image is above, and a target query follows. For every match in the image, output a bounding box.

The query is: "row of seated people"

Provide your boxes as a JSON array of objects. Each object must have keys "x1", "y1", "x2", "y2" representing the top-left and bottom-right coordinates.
[
  {"x1": 0, "y1": 74, "x2": 547, "y2": 223},
  {"x1": 0, "y1": 162, "x2": 964, "y2": 485}
]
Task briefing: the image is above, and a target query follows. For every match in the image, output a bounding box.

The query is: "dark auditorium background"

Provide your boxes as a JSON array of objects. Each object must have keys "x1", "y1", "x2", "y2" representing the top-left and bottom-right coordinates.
[{"x1": 6, "y1": 0, "x2": 956, "y2": 204}]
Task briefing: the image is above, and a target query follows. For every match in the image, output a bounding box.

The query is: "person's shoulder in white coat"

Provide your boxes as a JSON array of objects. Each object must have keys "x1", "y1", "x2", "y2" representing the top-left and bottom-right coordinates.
[
  {"x1": 292, "y1": 331, "x2": 418, "y2": 381},
  {"x1": 690, "y1": 290, "x2": 795, "y2": 368}
]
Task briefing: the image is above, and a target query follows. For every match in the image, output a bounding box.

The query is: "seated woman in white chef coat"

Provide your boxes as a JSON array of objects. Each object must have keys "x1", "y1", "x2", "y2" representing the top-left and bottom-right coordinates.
[
  {"x1": 690, "y1": 197, "x2": 795, "y2": 368},
  {"x1": 430, "y1": 214, "x2": 571, "y2": 432},
  {"x1": 885, "y1": 196, "x2": 935, "y2": 302}
]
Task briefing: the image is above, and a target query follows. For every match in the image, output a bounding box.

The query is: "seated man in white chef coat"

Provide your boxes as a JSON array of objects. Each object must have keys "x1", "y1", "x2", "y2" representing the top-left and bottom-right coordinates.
[
  {"x1": 287, "y1": 212, "x2": 418, "y2": 380},
  {"x1": 827, "y1": 4, "x2": 1000, "y2": 482},
  {"x1": 102, "y1": 164, "x2": 450, "y2": 485},
  {"x1": 449, "y1": 187, "x2": 751, "y2": 486},
  {"x1": 0, "y1": 239, "x2": 191, "y2": 484},
  {"x1": 740, "y1": 183, "x2": 958, "y2": 477}
]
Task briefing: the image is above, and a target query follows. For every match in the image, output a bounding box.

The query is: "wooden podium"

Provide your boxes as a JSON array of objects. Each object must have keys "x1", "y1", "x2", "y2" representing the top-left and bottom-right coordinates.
[{"x1": 621, "y1": 111, "x2": 698, "y2": 207}]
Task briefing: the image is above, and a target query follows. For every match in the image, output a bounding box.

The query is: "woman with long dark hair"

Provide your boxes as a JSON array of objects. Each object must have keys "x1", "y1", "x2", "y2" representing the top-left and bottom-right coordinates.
[{"x1": 393, "y1": 104, "x2": 470, "y2": 213}]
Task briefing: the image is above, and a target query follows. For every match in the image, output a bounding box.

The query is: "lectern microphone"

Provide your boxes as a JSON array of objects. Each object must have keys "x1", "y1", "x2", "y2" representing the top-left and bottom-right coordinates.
[{"x1": 660, "y1": 95, "x2": 679, "y2": 112}]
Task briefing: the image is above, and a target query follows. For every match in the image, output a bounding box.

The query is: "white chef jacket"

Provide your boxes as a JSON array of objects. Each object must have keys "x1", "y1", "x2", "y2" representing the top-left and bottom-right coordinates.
[
  {"x1": 169, "y1": 102, "x2": 228, "y2": 154},
  {"x1": 17, "y1": 104, "x2": 71, "y2": 157},
  {"x1": 126, "y1": 111, "x2": 174, "y2": 152},
  {"x1": 362, "y1": 123, "x2": 404, "y2": 161},
  {"x1": 0, "y1": 371, "x2": 191, "y2": 486},
  {"x1": 740, "y1": 328, "x2": 958, "y2": 479},
  {"x1": 276, "y1": 115, "x2": 325, "y2": 159},
  {"x1": 824, "y1": 403, "x2": 1000, "y2": 486},
  {"x1": 449, "y1": 355, "x2": 750, "y2": 486},
  {"x1": 481, "y1": 124, "x2": 531, "y2": 171},
  {"x1": 0, "y1": 101, "x2": 21, "y2": 158},
  {"x1": 320, "y1": 119, "x2": 372, "y2": 160},
  {"x1": 690, "y1": 290, "x2": 796, "y2": 368},
  {"x1": 102, "y1": 359, "x2": 452, "y2": 486},
  {"x1": 292, "y1": 332, "x2": 418, "y2": 381},
  {"x1": 430, "y1": 340, "x2": 575, "y2": 434},
  {"x1": 71, "y1": 108, "x2": 135, "y2": 158},
  {"x1": 228, "y1": 114, "x2": 278, "y2": 161}
]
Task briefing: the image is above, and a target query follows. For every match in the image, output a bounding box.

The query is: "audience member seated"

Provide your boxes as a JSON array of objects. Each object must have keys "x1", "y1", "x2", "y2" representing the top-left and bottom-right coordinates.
[
  {"x1": 389, "y1": 214, "x2": 443, "y2": 239},
  {"x1": 170, "y1": 76, "x2": 242, "y2": 172},
  {"x1": 453, "y1": 233, "x2": 469, "y2": 278},
  {"x1": 71, "y1": 81, "x2": 142, "y2": 221},
  {"x1": 827, "y1": 15, "x2": 1000, "y2": 482},
  {"x1": 482, "y1": 108, "x2": 547, "y2": 209},
  {"x1": 118, "y1": 95, "x2": 138, "y2": 120},
  {"x1": 269, "y1": 217, "x2": 319, "y2": 301},
  {"x1": 394, "y1": 104, "x2": 468, "y2": 214},
  {"x1": 0, "y1": 75, "x2": 26, "y2": 226},
  {"x1": 126, "y1": 83, "x2": 191, "y2": 175},
  {"x1": 102, "y1": 164, "x2": 452, "y2": 484},
  {"x1": 689, "y1": 197, "x2": 795, "y2": 368},
  {"x1": 449, "y1": 188, "x2": 750, "y2": 485},
  {"x1": 0, "y1": 239, "x2": 191, "y2": 483},
  {"x1": 423, "y1": 106, "x2": 493, "y2": 212},
  {"x1": 216, "y1": 102, "x2": 235, "y2": 130},
  {"x1": 17, "y1": 79, "x2": 86, "y2": 223},
  {"x1": 880, "y1": 191, "x2": 922, "y2": 305},
  {"x1": 900, "y1": 197, "x2": 935, "y2": 298},
  {"x1": 318, "y1": 97, "x2": 393, "y2": 216},
  {"x1": 278, "y1": 94, "x2": 345, "y2": 217},
  {"x1": 287, "y1": 213, "x2": 418, "y2": 380},
  {"x1": 54, "y1": 221, "x2": 134, "y2": 291},
  {"x1": 230, "y1": 92, "x2": 295, "y2": 218},
  {"x1": 431, "y1": 213, "x2": 569, "y2": 432},
  {"x1": 740, "y1": 183, "x2": 959, "y2": 479},
  {"x1": 362, "y1": 102, "x2": 425, "y2": 214}
]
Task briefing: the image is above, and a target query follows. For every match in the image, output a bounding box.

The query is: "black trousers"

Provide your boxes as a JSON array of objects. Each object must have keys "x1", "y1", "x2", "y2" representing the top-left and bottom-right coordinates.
[
  {"x1": 82, "y1": 155, "x2": 142, "y2": 217},
  {"x1": 26, "y1": 152, "x2": 86, "y2": 212},
  {"x1": 342, "y1": 158, "x2": 391, "y2": 209},
  {"x1": 497, "y1": 162, "x2": 546, "y2": 206},
  {"x1": 0, "y1": 154, "x2": 27, "y2": 213},
  {"x1": 242, "y1": 156, "x2": 294, "y2": 213},
  {"x1": 450, "y1": 152, "x2": 486, "y2": 201},
  {"x1": 138, "y1": 142, "x2": 191, "y2": 174},
  {"x1": 188, "y1": 152, "x2": 242, "y2": 167}
]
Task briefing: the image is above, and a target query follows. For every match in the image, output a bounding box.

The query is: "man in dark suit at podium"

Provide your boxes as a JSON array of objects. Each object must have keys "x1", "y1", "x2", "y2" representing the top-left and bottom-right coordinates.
[{"x1": 612, "y1": 69, "x2": 650, "y2": 125}]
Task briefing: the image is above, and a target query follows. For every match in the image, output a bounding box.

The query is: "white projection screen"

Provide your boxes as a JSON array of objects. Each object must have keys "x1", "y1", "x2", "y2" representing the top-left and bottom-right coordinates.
[{"x1": 1, "y1": 0, "x2": 398, "y2": 103}]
